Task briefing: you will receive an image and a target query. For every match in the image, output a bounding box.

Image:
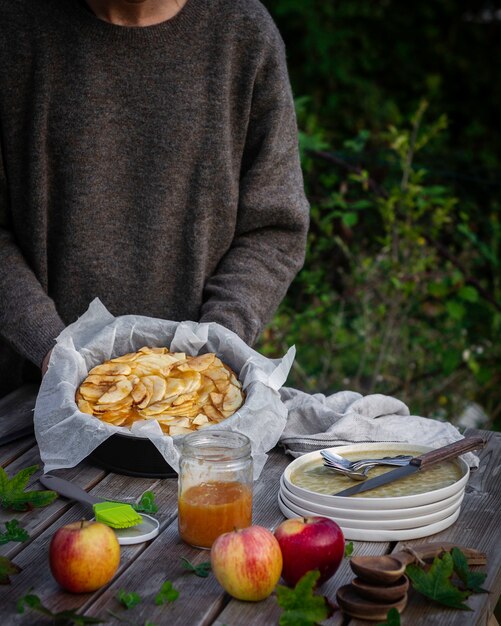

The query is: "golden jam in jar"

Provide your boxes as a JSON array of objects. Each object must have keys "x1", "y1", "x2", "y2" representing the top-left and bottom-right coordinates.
[
  {"x1": 178, "y1": 481, "x2": 252, "y2": 548},
  {"x1": 178, "y1": 431, "x2": 253, "y2": 548}
]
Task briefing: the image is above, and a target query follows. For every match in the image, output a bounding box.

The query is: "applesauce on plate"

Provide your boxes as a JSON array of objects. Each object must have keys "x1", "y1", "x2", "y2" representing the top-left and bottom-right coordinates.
[{"x1": 290, "y1": 449, "x2": 463, "y2": 498}]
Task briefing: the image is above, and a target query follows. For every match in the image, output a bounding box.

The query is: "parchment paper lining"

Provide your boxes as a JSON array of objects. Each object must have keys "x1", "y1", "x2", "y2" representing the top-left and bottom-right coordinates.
[{"x1": 35, "y1": 298, "x2": 294, "y2": 478}]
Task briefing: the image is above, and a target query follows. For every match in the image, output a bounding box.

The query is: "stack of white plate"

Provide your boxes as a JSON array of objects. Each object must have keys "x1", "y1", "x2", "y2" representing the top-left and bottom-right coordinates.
[{"x1": 278, "y1": 443, "x2": 469, "y2": 541}]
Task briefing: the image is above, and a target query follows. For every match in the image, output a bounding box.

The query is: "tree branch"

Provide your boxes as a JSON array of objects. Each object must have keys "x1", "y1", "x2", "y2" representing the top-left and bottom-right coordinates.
[{"x1": 307, "y1": 150, "x2": 388, "y2": 198}]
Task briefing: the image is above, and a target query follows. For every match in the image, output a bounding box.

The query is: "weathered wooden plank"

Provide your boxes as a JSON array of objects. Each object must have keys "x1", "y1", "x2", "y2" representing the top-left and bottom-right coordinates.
[
  {"x1": 214, "y1": 540, "x2": 391, "y2": 626},
  {"x1": 0, "y1": 430, "x2": 497, "y2": 625},
  {"x1": 0, "y1": 504, "x2": 149, "y2": 624},
  {"x1": 45, "y1": 472, "x2": 179, "y2": 617},
  {"x1": 83, "y1": 518, "x2": 229, "y2": 625},
  {"x1": 0, "y1": 443, "x2": 109, "y2": 558},
  {"x1": 211, "y1": 450, "x2": 290, "y2": 626},
  {"x1": 0, "y1": 437, "x2": 37, "y2": 468},
  {"x1": 0, "y1": 468, "x2": 179, "y2": 624},
  {"x1": 249, "y1": 448, "x2": 290, "y2": 528},
  {"x1": 0, "y1": 384, "x2": 38, "y2": 440},
  {"x1": 377, "y1": 428, "x2": 501, "y2": 626},
  {"x1": 0, "y1": 445, "x2": 169, "y2": 621},
  {"x1": 82, "y1": 449, "x2": 288, "y2": 624},
  {"x1": 0, "y1": 430, "x2": 173, "y2": 545},
  {"x1": 324, "y1": 541, "x2": 392, "y2": 626},
  {"x1": 219, "y1": 431, "x2": 499, "y2": 626},
  {"x1": 209, "y1": 449, "x2": 391, "y2": 626},
  {"x1": 0, "y1": 384, "x2": 38, "y2": 468}
]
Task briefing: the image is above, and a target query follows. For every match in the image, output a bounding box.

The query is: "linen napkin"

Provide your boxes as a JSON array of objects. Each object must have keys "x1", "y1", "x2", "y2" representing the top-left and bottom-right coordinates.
[{"x1": 279, "y1": 387, "x2": 479, "y2": 467}]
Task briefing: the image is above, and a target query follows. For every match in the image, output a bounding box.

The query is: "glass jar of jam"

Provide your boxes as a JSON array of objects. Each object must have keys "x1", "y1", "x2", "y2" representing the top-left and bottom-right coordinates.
[{"x1": 178, "y1": 430, "x2": 253, "y2": 549}]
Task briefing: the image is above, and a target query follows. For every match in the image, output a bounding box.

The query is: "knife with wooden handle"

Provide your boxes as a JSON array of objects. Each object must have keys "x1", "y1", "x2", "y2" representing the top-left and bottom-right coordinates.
[{"x1": 334, "y1": 436, "x2": 485, "y2": 497}]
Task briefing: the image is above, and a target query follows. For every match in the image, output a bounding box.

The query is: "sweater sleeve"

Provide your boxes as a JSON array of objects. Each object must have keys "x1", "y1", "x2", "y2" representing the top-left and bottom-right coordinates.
[
  {"x1": 199, "y1": 28, "x2": 309, "y2": 346},
  {"x1": 0, "y1": 143, "x2": 66, "y2": 368}
]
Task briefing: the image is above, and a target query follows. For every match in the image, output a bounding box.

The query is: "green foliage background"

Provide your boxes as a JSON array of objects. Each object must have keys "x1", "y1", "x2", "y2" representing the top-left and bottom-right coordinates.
[{"x1": 260, "y1": 1, "x2": 501, "y2": 429}]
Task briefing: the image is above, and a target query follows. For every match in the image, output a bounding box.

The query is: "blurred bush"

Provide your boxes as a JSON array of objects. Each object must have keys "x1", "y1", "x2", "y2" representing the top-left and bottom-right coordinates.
[{"x1": 260, "y1": 1, "x2": 501, "y2": 429}]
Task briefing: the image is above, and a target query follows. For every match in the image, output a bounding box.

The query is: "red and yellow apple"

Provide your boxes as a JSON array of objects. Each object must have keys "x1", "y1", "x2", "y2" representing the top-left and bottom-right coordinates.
[
  {"x1": 210, "y1": 525, "x2": 283, "y2": 601},
  {"x1": 274, "y1": 516, "x2": 344, "y2": 587},
  {"x1": 49, "y1": 520, "x2": 120, "y2": 593}
]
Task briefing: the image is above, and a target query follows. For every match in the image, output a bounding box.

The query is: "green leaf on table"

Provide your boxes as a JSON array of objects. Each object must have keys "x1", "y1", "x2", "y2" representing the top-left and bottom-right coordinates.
[
  {"x1": 117, "y1": 589, "x2": 142, "y2": 610},
  {"x1": 0, "y1": 556, "x2": 22, "y2": 584},
  {"x1": 451, "y1": 548, "x2": 488, "y2": 593},
  {"x1": 18, "y1": 592, "x2": 104, "y2": 623},
  {"x1": 376, "y1": 607, "x2": 401, "y2": 626},
  {"x1": 133, "y1": 490, "x2": 158, "y2": 514},
  {"x1": 155, "y1": 580, "x2": 179, "y2": 605},
  {"x1": 53, "y1": 611, "x2": 104, "y2": 625},
  {"x1": 406, "y1": 553, "x2": 472, "y2": 610},
  {"x1": 108, "y1": 609, "x2": 155, "y2": 625},
  {"x1": 344, "y1": 541, "x2": 354, "y2": 557},
  {"x1": 17, "y1": 593, "x2": 52, "y2": 617},
  {"x1": 0, "y1": 519, "x2": 30, "y2": 545},
  {"x1": 276, "y1": 570, "x2": 334, "y2": 626},
  {"x1": 0, "y1": 465, "x2": 57, "y2": 512},
  {"x1": 180, "y1": 557, "x2": 211, "y2": 577}
]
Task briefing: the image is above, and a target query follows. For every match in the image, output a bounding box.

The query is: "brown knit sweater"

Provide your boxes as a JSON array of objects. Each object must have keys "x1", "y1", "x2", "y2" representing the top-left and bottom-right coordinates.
[{"x1": 0, "y1": 0, "x2": 309, "y2": 397}]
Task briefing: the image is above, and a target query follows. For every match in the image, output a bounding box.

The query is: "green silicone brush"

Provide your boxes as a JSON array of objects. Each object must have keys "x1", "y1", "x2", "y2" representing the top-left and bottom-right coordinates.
[
  {"x1": 39, "y1": 474, "x2": 142, "y2": 529},
  {"x1": 93, "y1": 501, "x2": 142, "y2": 528}
]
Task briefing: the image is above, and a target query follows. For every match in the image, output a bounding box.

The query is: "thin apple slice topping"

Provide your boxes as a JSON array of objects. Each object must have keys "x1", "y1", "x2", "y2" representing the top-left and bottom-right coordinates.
[
  {"x1": 96, "y1": 379, "x2": 133, "y2": 405},
  {"x1": 77, "y1": 347, "x2": 244, "y2": 434}
]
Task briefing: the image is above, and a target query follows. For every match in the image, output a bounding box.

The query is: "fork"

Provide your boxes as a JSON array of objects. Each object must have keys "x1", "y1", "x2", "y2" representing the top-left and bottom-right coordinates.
[
  {"x1": 350, "y1": 455, "x2": 413, "y2": 471},
  {"x1": 320, "y1": 450, "x2": 412, "y2": 470},
  {"x1": 320, "y1": 450, "x2": 413, "y2": 481}
]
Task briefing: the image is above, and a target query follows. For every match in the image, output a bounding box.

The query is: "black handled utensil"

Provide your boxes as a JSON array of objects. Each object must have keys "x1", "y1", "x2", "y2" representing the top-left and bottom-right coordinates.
[{"x1": 333, "y1": 436, "x2": 485, "y2": 497}]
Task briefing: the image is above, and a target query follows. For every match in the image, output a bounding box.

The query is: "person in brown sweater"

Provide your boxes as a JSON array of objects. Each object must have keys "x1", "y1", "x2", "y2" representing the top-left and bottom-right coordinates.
[{"x1": 0, "y1": 0, "x2": 309, "y2": 398}]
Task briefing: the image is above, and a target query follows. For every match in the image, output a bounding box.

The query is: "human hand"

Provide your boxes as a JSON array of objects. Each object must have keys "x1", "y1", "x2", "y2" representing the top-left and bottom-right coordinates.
[{"x1": 41, "y1": 349, "x2": 53, "y2": 376}]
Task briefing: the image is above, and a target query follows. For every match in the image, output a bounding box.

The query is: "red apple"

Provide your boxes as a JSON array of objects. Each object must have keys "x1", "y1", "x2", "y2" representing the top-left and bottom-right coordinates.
[
  {"x1": 210, "y1": 525, "x2": 283, "y2": 601},
  {"x1": 274, "y1": 516, "x2": 344, "y2": 587},
  {"x1": 49, "y1": 520, "x2": 120, "y2": 593}
]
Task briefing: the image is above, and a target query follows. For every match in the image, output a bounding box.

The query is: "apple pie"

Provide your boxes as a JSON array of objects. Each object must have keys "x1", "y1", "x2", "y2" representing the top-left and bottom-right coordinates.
[{"x1": 76, "y1": 347, "x2": 245, "y2": 436}]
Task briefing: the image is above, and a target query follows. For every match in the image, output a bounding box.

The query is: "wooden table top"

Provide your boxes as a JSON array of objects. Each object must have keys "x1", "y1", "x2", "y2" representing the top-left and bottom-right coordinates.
[{"x1": 0, "y1": 385, "x2": 499, "y2": 625}]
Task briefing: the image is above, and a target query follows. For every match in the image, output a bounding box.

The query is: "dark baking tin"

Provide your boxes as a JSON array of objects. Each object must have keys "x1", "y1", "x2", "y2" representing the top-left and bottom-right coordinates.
[{"x1": 89, "y1": 433, "x2": 177, "y2": 478}]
